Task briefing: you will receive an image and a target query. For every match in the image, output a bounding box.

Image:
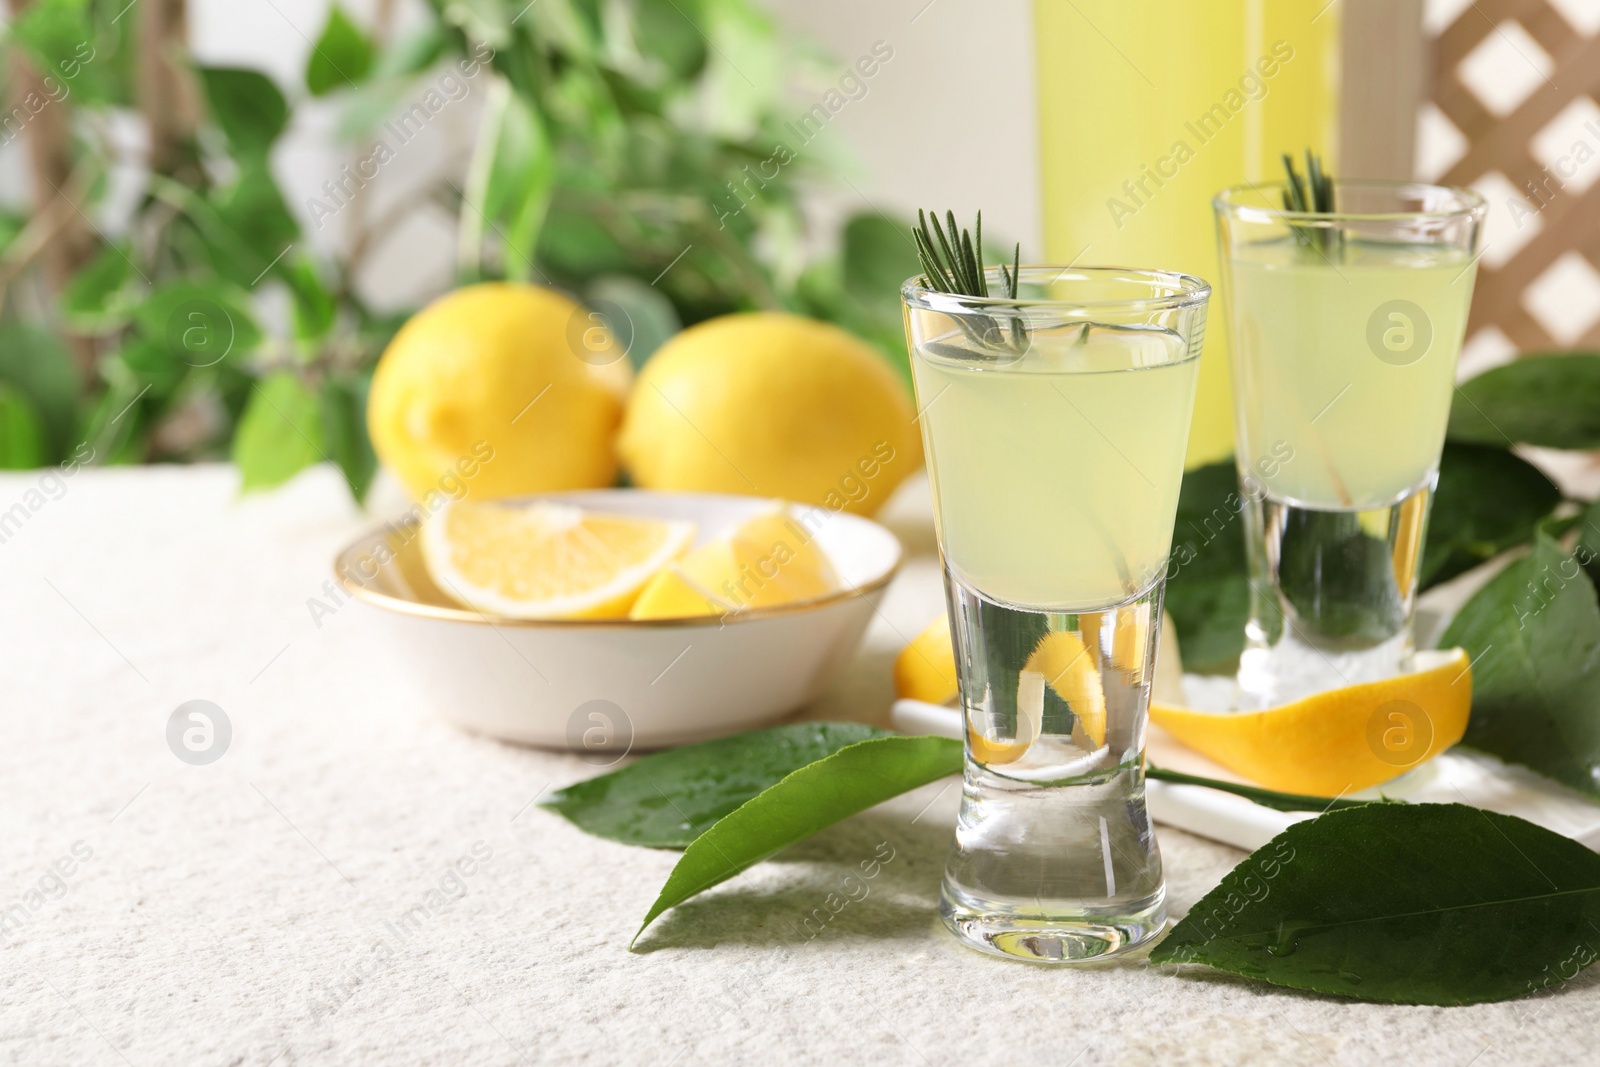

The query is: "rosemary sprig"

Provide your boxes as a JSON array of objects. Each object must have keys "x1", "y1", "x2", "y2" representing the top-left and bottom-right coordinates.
[
  {"x1": 1281, "y1": 150, "x2": 1338, "y2": 257},
  {"x1": 912, "y1": 209, "x2": 1027, "y2": 354}
]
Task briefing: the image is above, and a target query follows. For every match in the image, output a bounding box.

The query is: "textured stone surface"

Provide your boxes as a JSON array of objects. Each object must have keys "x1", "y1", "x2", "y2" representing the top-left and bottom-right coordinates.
[{"x1": 2, "y1": 465, "x2": 1596, "y2": 1066}]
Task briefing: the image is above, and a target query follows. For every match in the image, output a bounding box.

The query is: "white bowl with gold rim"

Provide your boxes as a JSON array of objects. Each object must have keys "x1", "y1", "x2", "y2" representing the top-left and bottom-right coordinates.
[{"x1": 334, "y1": 490, "x2": 901, "y2": 752}]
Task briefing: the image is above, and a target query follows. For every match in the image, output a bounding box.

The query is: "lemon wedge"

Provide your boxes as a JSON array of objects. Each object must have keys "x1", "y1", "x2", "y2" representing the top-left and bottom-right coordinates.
[
  {"x1": 628, "y1": 504, "x2": 839, "y2": 620},
  {"x1": 1151, "y1": 648, "x2": 1473, "y2": 797},
  {"x1": 422, "y1": 500, "x2": 695, "y2": 619}
]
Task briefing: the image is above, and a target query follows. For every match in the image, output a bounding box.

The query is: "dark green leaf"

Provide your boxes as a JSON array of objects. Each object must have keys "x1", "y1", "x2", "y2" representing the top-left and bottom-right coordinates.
[
  {"x1": 306, "y1": 5, "x2": 374, "y2": 95},
  {"x1": 1578, "y1": 499, "x2": 1600, "y2": 587},
  {"x1": 1153, "y1": 803, "x2": 1600, "y2": 1005},
  {"x1": 283, "y1": 257, "x2": 338, "y2": 343},
  {"x1": 634, "y1": 0, "x2": 707, "y2": 79},
  {"x1": 132, "y1": 279, "x2": 262, "y2": 368},
  {"x1": 198, "y1": 67, "x2": 289, "y2": 157},
  {"x1": 318, "y1": 375, "x2": 376, "y2": 502},
  {"x1": 1440, "y1": 533, "x2": 1600, "y2": 796},
  {"x1": 634, "y1": 734, "x2": 961, "y2": 945},
  {"x1": 117, "y1": 339, "x2": 187, "y2": 396},
  {"x1": 0, "y1": 383, "x2": 47, "y2": 469},
  {"x1": 1164, "y1": 461, "x2": 1251, "y2": 672},
  {"x1": 232, "y1": 373, "x2": 326, "y2": 492},
  {"x1": 61, "y1": 243, "x2": 134, "y2": 331},
  {"x1": 0, "y1": 322, "x2": 79, "y2": 461},
  {"x1": 1449, "y1": 353, "x2": 1600, "y2": 450},
  {"x1": 1422, "y1": 443, "x2": 1562, "y2": 589},
  {"x1": 211, "y1": 165, "x2": 299, "y2": 268},
  {"x1": 542, "y1": 722, "x2": 890, "y2": 848}
]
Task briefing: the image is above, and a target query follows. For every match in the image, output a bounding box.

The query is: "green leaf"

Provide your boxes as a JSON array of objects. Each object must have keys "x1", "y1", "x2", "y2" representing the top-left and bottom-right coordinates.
[
  {"x1": 1578, "y1": 499, "x2": 1600, "y2": 586},
  {"x1": 1163, "y1": 461, "x2": 1251, "y2": 673},
  {"x1": 372, "y1": 24, "x2": 448, "y2": 79},
  {"x1": 1276, "y1": 511, "x2": 1403, "y2": 641},
  {"x1": 1440, "y1": 533, "x2": 1600, "y2": 796},
  {"x1": 1153, "y1": 803, "x2": 1600, "y2": 1005},
  {"x1": 634, "y1": 0, "x2": 707, "y2": 79},
  {"x1": 1422, "y1": 443, "x2": 1561, "y2": 589},
  {"x1": 318, "y1": 375, "x2": 376, "y2": 502},
  {"x1": 232, "y1": 373, "x2": 326, "y2": 492},
  {"x1": 306, "y1": 5, "x2": 374, "y2": 95},
  {"x1": 8, "y1": 0, "x2": 117, "y2": 106},
  {"x1": 198, "y1": 67, "x2": 289, "y2": 158},
  {"x1": 633, "y1": 734, "x2": 961, "y2": 945},
  {"x1": 471, "y1": 84, "x2": 554, "y2": 279},
  {"x1": 61, "y1": 243, "x2": 134, "y2": 331},
  {"x1": 0, "y1": 383, "x2": 47, "y2": 469},
  {"x1": 282, "y1": 257, "x2": 338, "y2": 342},
  {"x1": 542, "y1": 722, "x2": 889, "y2": 848},
  {"x1": 117, "y1": 339, "x2": 187, "y2": 397},
  {"x1": 211, "y1": 165, "x2": 298, "y2": 269},
  {"x1": 0, "y1": 321, "x2": 79, "y2": 462},
  {"x1": 842, "y1": 212, "x2": 919, "y2": 296},
  {"x1": 132, "y1": 279, "x2": 262, "y2": 368},
  {"x1": 1449, "y1": 353, "x2": 1600, "y2": 449}
]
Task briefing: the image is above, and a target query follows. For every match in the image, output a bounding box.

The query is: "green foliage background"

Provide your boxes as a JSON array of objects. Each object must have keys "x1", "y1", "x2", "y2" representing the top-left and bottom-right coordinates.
[{"x1": 0, "y1": 0, "x2": 919, "y2": 497}]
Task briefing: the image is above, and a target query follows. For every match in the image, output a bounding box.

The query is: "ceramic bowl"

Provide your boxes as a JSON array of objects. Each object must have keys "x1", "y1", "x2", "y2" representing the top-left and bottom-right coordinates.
[{"x1": 334, "y1": 489, "x2": 901, "y2": 751}]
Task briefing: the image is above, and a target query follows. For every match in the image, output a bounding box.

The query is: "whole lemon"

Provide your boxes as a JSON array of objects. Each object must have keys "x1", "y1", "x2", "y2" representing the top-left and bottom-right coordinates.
[
  {"x1": 368, "y1": 283, "x2": 630, "y2": 500},
  {"x1": 618, "y1": 312, "x2": 920, "y2": 514}
]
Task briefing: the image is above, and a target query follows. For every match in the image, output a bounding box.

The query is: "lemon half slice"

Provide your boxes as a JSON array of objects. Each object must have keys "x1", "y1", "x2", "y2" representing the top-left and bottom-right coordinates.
[{"x1": 423, "y1": 500, "x2": 694, "y2": 619}]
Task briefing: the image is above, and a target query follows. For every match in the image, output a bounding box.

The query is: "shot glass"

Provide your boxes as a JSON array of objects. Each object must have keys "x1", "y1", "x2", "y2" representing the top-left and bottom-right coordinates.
[
  {"x1": 902, "y1": 267, "x2": 1210, "y2": 962},
  {"x1": 1214, "y1": 182, "x2": 1486, "y2": 708}
]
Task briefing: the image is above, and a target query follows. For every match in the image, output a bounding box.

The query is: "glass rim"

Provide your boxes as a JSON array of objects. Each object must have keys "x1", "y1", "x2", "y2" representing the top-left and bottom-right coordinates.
[
  {"x1": 900, "y1": 265, "x2": 1211, "y2": 313},
  {"x1": 1214, "y1": 178, "x2": 1488, "y2": 225}
]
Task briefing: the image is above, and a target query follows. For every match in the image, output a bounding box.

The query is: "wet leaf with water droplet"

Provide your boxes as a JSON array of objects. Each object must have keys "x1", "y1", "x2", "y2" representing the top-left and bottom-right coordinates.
[{"x1": 1153, "y1": 803, "x2": 1600, "y2": 1005}]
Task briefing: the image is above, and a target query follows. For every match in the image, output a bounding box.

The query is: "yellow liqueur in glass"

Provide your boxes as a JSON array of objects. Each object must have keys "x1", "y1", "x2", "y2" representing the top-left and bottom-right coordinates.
[
  {"x1": 1215, "y1": 182, "x2": 1486, "y2": 707},
  {"x1": 904, "y1": 266, "x2": 1208, "y2": 963}
]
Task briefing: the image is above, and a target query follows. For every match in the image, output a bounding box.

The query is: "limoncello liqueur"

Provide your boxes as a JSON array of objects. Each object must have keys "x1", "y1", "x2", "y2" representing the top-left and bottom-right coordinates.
[
  {"x1": 912, "y1": 324, "x2": 1201, "y2": 611},
  {"x1": 1226, "y1": 238, "x2": 1475, "y2": 510}
]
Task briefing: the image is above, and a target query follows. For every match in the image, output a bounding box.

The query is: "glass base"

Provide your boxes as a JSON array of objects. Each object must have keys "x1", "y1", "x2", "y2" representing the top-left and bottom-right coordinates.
[
  {"x1": 937, "y1": 574, "x2": 1167, "y2": 964},
  {"x1": 940, "y1": 885, "x2": 1166, "y2": 963},
  {"x1": 1235, "y1": 479, "x2": 1430, "y2": 708}
]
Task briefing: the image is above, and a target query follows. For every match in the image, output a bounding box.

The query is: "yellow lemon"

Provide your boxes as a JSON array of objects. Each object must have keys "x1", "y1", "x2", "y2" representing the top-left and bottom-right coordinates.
[
  {"x1": 422, "y1": 499, "x2": 694, "y2": 619},
  {"x1": 369, "y1": 283, "x2": 630, "y2": 500},
  {"x1": 629, "y1": 504, "x2": 839, "y2": 619},
  {"x1": 1150, "y1": 648, "x2": 1473, "y2": 797},
  {"x1": 617, "y1": 312, "x2": 921, "y2": 515},
  {"x1": 893, "y1": 614, "x2": 959, "y2": 705}
]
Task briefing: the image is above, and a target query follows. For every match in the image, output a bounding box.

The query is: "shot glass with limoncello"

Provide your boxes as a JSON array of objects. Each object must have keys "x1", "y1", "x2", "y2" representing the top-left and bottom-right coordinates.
[
  {"x1": 1215, "y1": 177, "x2": 1487, "y2": 707},
  {"x1": 903, "y1": 256, "x2": 1209, "y2": 963}
]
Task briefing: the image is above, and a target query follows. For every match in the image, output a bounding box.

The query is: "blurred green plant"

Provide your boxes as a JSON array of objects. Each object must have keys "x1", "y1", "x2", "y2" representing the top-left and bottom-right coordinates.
[{"x1": 0, "y1": 0, "x2": 919, "y2": 497}]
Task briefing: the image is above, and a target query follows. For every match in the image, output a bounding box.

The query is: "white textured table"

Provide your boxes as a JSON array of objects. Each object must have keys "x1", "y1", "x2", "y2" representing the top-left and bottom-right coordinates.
[{"x1": 3, "y1": 465, "x2": 1596, "y2": 1066}]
